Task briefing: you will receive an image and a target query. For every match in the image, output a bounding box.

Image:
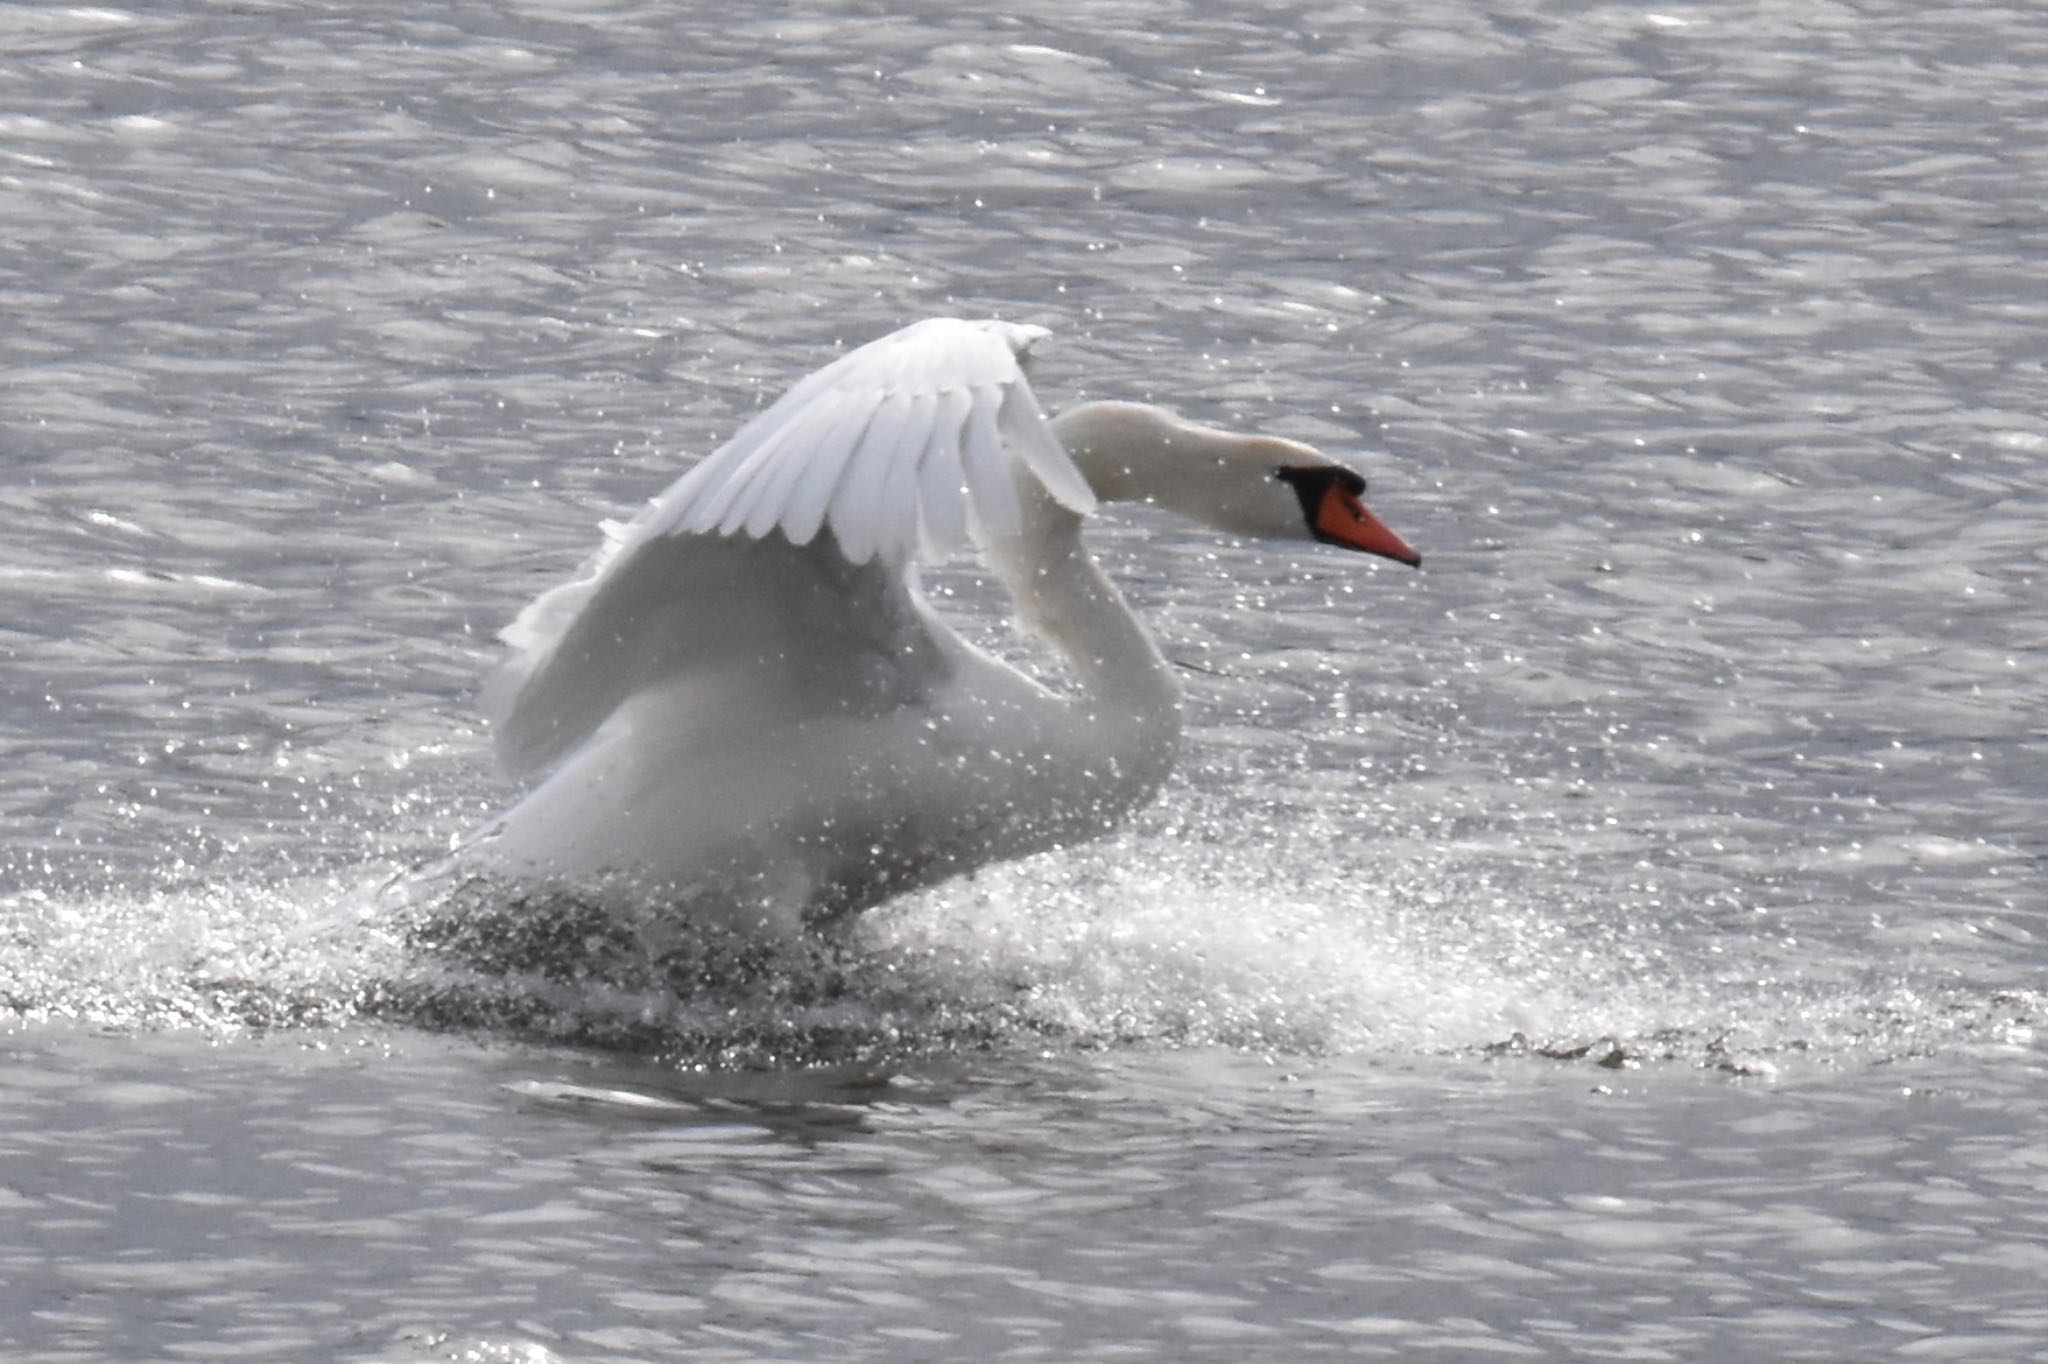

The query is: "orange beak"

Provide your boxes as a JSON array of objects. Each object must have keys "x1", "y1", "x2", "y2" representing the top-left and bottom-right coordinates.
[{"x1": 1316, "y1": 483, "x2": 1422, "y2": 567}]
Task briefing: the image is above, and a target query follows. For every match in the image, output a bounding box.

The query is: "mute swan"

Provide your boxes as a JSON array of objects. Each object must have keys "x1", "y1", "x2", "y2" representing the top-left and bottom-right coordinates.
[{"x1": 470, "y1": 318, "x2": 1419, "y2": 936}]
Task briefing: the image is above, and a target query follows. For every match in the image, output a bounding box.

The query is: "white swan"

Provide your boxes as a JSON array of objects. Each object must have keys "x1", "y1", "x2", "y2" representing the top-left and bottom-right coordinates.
[{"x1": 469, "y1": 318, "x2": 1419, "y2": 936}]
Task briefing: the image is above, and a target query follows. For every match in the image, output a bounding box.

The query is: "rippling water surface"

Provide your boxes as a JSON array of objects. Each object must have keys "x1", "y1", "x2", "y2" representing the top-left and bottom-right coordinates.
[{"x1": 3, "y1": 1, "x2": 2044, "y2": 1359}]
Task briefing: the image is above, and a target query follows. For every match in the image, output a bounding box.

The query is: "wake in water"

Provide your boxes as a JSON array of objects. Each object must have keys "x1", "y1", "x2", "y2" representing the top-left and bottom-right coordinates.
[{"x1": 2, "y1": 797, "x2": 2036, "y2": 1073}]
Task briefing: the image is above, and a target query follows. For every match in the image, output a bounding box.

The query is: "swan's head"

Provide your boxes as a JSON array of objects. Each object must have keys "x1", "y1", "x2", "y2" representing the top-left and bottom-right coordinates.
[{"x1": 1051, "y1": 400, "x2": 1421, "y2": 567}]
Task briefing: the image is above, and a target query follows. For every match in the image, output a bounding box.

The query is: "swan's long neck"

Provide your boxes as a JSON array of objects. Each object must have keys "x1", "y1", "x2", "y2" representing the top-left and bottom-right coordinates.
[
  {"x1": 977, "y1": 397, "x2": 1316, "y2": 819},
  {"x1": 981, "y1": 430, "x2": 1181, "y2": 796},
  {"x1": 984, "y1": 472, "x2": 1179, "y2": 720}
]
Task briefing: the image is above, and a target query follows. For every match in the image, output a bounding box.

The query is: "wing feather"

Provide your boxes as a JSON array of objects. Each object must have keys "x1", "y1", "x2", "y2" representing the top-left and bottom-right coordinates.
[
  {"x1": 668, "y1": 358, "x2": 862, "y2": 535},
  {"x1": 999, "y1": 381, "x2": 1097, "y2": 515},
  {"x1": 867, "y1": 389, "x2": 934, "y2": 565},
  {"x1": 915, "y1": 385, "x2": 974, "y2": 554},
  {"x1": 779, "y1": 394, "x2": 881, "y2": 546},
  {"x1": 831, "y1": 388, "x2": 927, "y2": 564},
  {"x1": 959, "y1": 383, "x2": 1022, "y2": 539},
  {"x1": 717, "y1": 391, "x2": 850, "y2": 537},
  {"x1": 737, "y1": 390, "x2": 869, "y2": 541}
]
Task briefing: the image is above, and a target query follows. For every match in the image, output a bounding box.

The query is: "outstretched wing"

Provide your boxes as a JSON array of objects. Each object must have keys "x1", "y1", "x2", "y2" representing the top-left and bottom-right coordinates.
[
  {"x1": 651, "y1": 316, "x2": 1094, "y2": 562},
  {"x1": 484, "y1": 317, "x2": 1090, "y2": 781}
]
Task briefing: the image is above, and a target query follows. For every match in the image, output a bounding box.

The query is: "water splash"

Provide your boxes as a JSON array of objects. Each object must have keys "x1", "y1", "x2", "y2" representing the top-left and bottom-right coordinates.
[
  {"x1": 3, "y1": 812, "x2": 2033, "y2": 1075},
  {"x1": 0, "y1": 873, "x2": 400, "y2": 1033}
]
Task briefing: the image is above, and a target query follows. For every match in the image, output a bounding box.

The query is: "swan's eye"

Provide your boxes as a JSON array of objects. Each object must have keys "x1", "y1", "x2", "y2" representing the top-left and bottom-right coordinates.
[{"x1": 1275, "y1": 465, "x2": 1367, "y2": 496}]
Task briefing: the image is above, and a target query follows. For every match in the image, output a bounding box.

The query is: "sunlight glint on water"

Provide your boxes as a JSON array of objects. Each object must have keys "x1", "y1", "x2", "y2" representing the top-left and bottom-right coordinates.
[{"x1": 1, "y1": 0, "x2": 2044, "y2": 1359}]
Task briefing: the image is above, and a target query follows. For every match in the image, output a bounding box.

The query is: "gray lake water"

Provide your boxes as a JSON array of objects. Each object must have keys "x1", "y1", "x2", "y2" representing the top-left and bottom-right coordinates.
[{"x1": 3, "y1": 1, "x2": 2045, "y2": 1359}]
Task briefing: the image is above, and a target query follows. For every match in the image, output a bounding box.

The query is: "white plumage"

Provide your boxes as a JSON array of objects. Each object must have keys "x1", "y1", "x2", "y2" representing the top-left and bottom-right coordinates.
[
  {"x1": 468, "y1": 317, "x2": 1420, "y2": 935},
  {"x1": 655, "y1": 318, "x2": 1093, "y2": 560}
]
